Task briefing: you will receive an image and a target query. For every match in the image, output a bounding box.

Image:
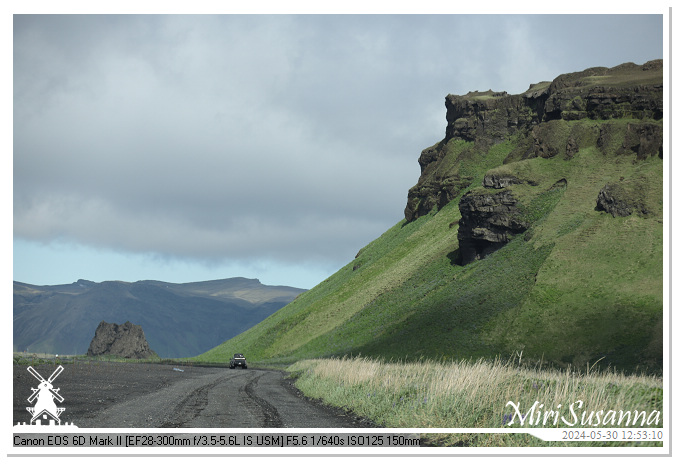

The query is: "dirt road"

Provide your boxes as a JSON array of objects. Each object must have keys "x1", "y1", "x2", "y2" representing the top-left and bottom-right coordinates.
[{"x1": 13, "y1": 362, "x2": 376, "y2": 428}]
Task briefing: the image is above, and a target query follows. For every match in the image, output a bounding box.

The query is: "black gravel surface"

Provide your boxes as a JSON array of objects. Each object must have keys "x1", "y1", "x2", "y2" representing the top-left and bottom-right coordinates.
[{"x1": 13, "y1": 361, "x2": 378, "y2": 428}]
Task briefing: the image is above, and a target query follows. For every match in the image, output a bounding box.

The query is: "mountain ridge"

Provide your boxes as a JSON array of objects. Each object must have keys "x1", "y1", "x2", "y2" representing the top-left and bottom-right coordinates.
[
  {"x1": 195, "y1": 60, "x2": 663, "y2": 373},
  {"x1": 13, "y1": 277, "x2": 306, "y2": 358}
]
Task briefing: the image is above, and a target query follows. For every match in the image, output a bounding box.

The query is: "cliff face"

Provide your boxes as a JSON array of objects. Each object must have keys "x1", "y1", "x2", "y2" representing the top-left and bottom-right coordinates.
[
  {"x1": 443, "y1": 60, "x2": 662, "y2": 146},
  {"x1": 404, "y1": 60, "x2": 663, "y2": 264},
  {"x1": 405, "y1": 60, "x2": 662, "y2": 224},
  {"x1": 202, "y1": 60, "x2": 663, "y2": 373},
  {"x1": 457, "y1": 189, "x2": 529, "y2": 265}
]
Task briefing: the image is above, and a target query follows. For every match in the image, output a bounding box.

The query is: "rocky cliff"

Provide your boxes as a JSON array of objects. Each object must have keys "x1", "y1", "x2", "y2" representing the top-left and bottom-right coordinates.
[
  {"x1": 404, "y1": 60, "x2": 663, "y2": 264},
  {"x1": 87, "y1": 320, "x2": 157, "y2": 359},
  {"x1": 457, "y1": 189, "x2": 529, "y2": 265},
  {"x1": 201, "y1": 60, "x2": 663, "y2": 372}
]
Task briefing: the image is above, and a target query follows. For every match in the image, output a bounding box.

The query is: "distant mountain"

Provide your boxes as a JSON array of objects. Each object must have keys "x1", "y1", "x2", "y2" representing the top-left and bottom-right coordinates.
[
  {"x1": 198, "y1": 61, "x2": 663, "y2": 373},
  {"x1": 13, "y1": 277, "x2": 306, "y2": 358}
]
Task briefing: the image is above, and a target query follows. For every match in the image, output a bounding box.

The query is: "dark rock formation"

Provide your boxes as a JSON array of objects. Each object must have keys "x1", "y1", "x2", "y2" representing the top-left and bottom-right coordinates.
[
  {"x1": 565, "y1": 135, "x2": 579, "y2": 160},
  {"x1": 457, "y1": 190, "x2": 529, "y2": 264},
  {"x1": 483, "y1": 173, "x2": 537, "y2": 189},
  {"x1": 620, "y1": 122, "x2": 663, "y2": 160},
  {"x1": 441, "y1": 62, "x2": 662, "y2": 148},
  {"x1": 444, "y1": 91, "x2": 527, "y2": 144},
  {"x1": 596, "y1": 182, "x2": 649, "y2": 218},
  {"x1": 87, "y1": 321, "x2": 157, "y2": 359},
  {"x1": 403, "y1": 143, "x2": 476, "y2": 222},
  {"x1": 405, "y1": 174, "x2": 473, "y2": 222},
  {"x1": 404, "y1": 60, "x2": 663, "y2": 222}
]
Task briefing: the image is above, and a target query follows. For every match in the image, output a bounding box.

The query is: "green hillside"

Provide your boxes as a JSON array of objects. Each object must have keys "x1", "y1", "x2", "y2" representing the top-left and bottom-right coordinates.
[{"x1": 195, "y1": 62, "x2": 663, "y2": 373}]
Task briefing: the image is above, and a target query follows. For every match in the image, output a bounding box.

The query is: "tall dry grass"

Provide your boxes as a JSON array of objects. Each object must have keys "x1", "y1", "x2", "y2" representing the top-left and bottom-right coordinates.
[{"x1": 287, "y1": 355, "x2": 662, "y2": 446}]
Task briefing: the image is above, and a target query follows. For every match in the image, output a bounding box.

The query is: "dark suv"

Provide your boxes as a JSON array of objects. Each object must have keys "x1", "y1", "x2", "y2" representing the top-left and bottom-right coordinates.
[{"x1": 230, "y1": 353, "x2": 247, "y2": 369}]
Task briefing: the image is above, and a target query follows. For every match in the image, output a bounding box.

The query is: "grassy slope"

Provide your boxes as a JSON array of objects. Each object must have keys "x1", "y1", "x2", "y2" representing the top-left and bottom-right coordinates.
[{"x1": 195, "y1": 118, "x2": 663, "y2": 373}]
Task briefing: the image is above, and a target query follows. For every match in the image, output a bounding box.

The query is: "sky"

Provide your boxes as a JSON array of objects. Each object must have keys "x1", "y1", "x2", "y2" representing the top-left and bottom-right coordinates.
[{"x1": 11, "y1": 9, "x2": 666, "y2": 290}]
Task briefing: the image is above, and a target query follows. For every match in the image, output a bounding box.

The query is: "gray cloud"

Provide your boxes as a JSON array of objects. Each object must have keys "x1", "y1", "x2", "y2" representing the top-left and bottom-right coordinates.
[{"x1": 13, "y1": 14, "x2": 663, "y2": 279}]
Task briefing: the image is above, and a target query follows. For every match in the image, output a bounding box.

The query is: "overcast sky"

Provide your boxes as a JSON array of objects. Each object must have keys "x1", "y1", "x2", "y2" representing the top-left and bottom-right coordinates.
[{"x1": 12, "y1": 12, "x2": 665, "y2": 289}]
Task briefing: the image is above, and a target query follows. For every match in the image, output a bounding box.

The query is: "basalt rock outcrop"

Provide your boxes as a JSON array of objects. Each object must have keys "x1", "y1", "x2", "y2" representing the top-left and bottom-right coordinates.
[
  {"x1": 404, "y1": 60, "x2": 663, "y2": 224},
  {"x1": 457, "y1": 190, "x2": 529, "y2": 264},
  {"x1": 87, "y1": 320, "x2": 157, "y2": 359},
  {"x1": 596, "y1": 182, "x2": 650, "y2": 218},
  {"x1": 483, "y1": 173, "x2": 537, "y2": 189}
]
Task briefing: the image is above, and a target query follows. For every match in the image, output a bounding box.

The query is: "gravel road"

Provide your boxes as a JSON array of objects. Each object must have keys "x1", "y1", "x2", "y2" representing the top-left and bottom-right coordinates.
[{"x1": 13, "y1": 362, "x2": 377, "y2": 428}]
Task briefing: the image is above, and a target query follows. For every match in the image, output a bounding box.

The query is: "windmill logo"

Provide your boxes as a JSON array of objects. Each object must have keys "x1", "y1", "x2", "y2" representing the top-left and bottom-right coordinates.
[{"x1": 20, "y1": 365, "x2": 75, "y2": 427}]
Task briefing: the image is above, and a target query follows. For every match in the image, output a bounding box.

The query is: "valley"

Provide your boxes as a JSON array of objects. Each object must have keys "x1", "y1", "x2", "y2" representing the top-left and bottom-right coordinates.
[{"x1": 13, "y1": 278, "x2": 306, "y2": 359}]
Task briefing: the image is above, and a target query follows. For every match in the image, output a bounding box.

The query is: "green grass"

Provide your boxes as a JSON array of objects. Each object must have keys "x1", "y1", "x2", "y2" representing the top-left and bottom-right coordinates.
[
  {"x1": 484, "y1": 141, "x2": 663, "y2": 370},
  {"x1": 193, "y1": 116, "x2": 662, "y2": 375},
  {"x1": 183, "y1": 72, "x2": 663, "y2": 449},
  {"x1": 12, "y1": 352, "x2": 165, "y2": 366}
]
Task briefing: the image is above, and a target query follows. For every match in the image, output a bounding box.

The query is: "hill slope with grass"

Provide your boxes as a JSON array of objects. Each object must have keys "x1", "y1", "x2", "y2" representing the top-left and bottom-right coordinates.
[{"x1": 196, "y1": 61, "x2": 663, "y2": 373}]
